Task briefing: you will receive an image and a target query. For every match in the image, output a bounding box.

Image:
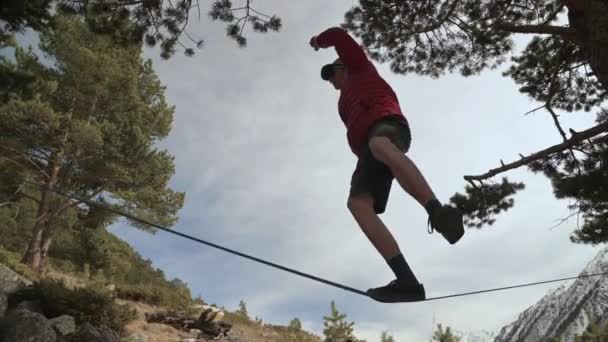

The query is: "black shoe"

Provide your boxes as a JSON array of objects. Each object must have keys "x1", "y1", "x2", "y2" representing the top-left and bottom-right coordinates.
[
  {"x1": 366, "y1": 279, "x2": 425, "y2": 303},
  {"x1": 428, "y1": 204, "x2": 465, "y2": 244}
]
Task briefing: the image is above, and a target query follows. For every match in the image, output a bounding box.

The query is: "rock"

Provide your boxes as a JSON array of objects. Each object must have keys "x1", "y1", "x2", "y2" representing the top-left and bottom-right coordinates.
[
  {"x1": 122, "y1": 332, "x2": 148, "y2": 342},
  {"x1": 199, "y1": 308, "x2": 224, "y2": 323},
  {"x1": 145, "y1": 310, "x2": 231, "y2": 339},
  {"x1": 188, "y1": 328, "x2": 202, "y2": 336},
  {"x1": 48, "y1": 315, "x2": 76, "y2": 336},
  {"x1": 0, "y1": 309, "x2": 57, "y2": 342},
  {"x1": 179, "y1": 339, "x2": 197, "y2": 342},
  {"x1": 14, "y1": 300, "x2": 44, "y2": 315},
  {"x1": 0, "y1": 263, "x2": 32, "y2": 294},
  {"x1": 0, "y1": 293, "x2": 7, "y2": 318},
  {"x1": 61, "y1": 322, "x2": 119, "y2": 342},
  {"x1": 196, "y1": 305, "x2": 224, "y2": 323}
]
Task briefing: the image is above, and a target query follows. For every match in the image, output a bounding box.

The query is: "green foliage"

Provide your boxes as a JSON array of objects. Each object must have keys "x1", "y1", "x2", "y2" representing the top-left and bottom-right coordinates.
[
  {"x1": 1, "y1": 202, "x2": 196, "y2": 311},
  {"x1": 573, "y1": 319, "x2": 608, "y2": 341},
  {"x1": 266, "y1": 322, "x2": 325, "y2": 342},
  {"x1": 209, "y1": 0, "x2": 281, "y2": 48},
  {"x1": 223, "y1": 310, "x2": 256, "y2": 327},
  {"x1": 322, "y1": 300, "x2": 365, "y2": 342},
  {"x1": 9, "y1": 278, "x2": 137, "y2": 332},
  {"x1": 289, "y1": 318, "x2": 303, "y2": 331},
  {"x1": 0, "y1": 0, "x2": 282, "y2": 58},
  {"x1": 504, "y1": 35, "x2": 604, "y2": 113},
  {"x1": 0, "y1": 246, "x2": 36, "y2": 280},
  {"x1": 432, "y1": 324, "x2": 461, "y2": 342},
  {"x1": 1, "y1": 13, "x2": 185, "y2": 270},
  {"x1": 341, "y1": 1, "x2": 605, "y2": 111},
  {"x1": 114, "y1": 281, "x2": 192, "y2": 310},
  {"x1": 380, "y1": 331, "x2": 396, "y2": 342},
  {"x1": 236, "y1": 299, "x2": 249, "y2": 319},
  {"x1": 0, "y1": 0, "x2": 52, "y2": 34},
  {"x1": 450, "y1": 178, "x2": 525, "y2": 228},
  {"x1": 341, "y1": 0, "x2": 608, "y2": 239}
]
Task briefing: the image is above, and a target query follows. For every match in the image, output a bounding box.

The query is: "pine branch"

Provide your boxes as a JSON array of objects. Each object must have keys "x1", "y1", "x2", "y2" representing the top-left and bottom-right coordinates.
[
  {"x1": 0, "y1": 147, "x2": 50, "y2": 179},
  {"x1": 56, "y1": 187, "x2": 104, "y2": 216},
  {"x1": 495, "y1": 22, "x2": 574, "y2": 36},
  {"x1": 409, "y1": 0, "x2": 461, "y2": 34},
  {"x1": 464, "y1": 121, "x2": 608, "y2": 181}
]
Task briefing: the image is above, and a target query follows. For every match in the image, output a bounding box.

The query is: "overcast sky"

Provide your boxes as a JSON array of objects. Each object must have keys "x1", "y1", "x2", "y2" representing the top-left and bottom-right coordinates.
[{"x1": 13, "y1": 1, "x2": 605, "y2": 341}]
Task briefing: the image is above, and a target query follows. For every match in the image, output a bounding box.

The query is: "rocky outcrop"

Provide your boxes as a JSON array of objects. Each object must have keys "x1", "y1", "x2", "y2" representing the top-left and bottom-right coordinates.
[
  {"x1": 60, "y1": 322, "x2": 119, "y2": 342},
  {"x1": 0, "y1": 309, "x2": 57, "y2": 342},
  {"x1": 0, "y1": 263, "x2": 119, "y2": 342},
  {"x1": 495, "y1": 247, "x2": 608, "y2": 342},
  {"x1": 0, "y1": 264, "x2": 32, "y2": 294},
  {"x1": 145, "y1": 309, "x2": 232, "y2": 340},
  {"x1": 0, "y1": 263, "x2": 32, "y2": 319}
]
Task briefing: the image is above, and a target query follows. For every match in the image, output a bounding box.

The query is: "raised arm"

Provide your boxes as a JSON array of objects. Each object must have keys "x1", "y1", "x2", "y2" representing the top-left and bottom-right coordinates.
[{"x1": 312, "y1": 27, "x2": 372, "y2": 71}]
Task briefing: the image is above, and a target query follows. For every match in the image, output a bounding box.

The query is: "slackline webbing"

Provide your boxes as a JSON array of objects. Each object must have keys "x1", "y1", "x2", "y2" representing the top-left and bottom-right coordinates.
[{"x1": 24, "y1": 180, "x2": 608, "y2": 302}]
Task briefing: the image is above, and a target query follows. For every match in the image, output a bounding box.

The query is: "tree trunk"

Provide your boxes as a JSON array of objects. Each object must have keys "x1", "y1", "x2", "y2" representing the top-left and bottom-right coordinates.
[
  {"x1": 21, "y1": 149, "x2": 63, "y2": 273},
  {"x1": 38, "y1": 216, "x2": 57, "y2": 271},
  {"x1": 568, "y1": 0, "x2": 608, "y2": 93}
]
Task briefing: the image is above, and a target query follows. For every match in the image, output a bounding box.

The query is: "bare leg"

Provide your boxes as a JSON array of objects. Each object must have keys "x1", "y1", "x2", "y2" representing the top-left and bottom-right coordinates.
[
  {"x1": 368, "y1": 136, "x2": 438, "y2": 207},
  {"x1": 347, "y1": 193, "x2": 401, "y2": 260}
]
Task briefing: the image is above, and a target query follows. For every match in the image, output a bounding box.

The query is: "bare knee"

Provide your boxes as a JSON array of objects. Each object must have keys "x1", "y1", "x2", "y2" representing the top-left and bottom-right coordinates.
[
  {"x1": 347, "y1": 194, "x2": 374, "y2": 214},
  {"x1": 368, "y1": 136, "x2": 397, "y2": 162}
]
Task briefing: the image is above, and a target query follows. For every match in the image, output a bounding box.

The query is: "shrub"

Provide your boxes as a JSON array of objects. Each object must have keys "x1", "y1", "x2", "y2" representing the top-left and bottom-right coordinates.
[{"x1": 9, "y1": 278, "x2": 137, "y2": 332}]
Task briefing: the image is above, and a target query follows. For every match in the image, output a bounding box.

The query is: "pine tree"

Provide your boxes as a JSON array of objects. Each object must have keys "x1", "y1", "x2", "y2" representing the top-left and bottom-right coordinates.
[
  {"x1": 380, "y1": 331, "x2": 396, "y2": 342},
  {"x1": 0, "y1": 14, "x2": 184, "y2": 272},
  {"x1": 322, "y1": 300, "x2": 364, "y2": 342},
  {"x1": 289, "y1": 318, "x2": 303, "y2": 331},
  {"x1": 0, "y1": 0, "x2": 282, "y2": 58},
  {"x1": 236, "y1": 300, "x2": 249, "y2": 319},
  {"x1": 342, "y1": 0, "x2": 608, "y2": 242},
  {"x1": 432, "y1": 324, "x2": 461, "y2": 342},
  {"x1": 574, "y1": 319, "x2": 608, "y2": 341}
]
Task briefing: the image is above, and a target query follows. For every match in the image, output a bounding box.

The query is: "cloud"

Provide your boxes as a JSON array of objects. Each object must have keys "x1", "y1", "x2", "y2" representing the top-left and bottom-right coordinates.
[{"x1": 107, "y1": 1, "x2": 605, "y2": 340}]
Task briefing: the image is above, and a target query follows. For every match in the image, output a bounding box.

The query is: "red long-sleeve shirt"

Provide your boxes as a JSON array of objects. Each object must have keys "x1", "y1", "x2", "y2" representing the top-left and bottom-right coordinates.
[{"x1": 316, "y1": 27, "x2": 406, "y2": 157}]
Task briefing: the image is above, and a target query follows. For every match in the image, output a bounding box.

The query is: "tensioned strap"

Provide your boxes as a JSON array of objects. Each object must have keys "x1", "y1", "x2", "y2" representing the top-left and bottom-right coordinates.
[{"x1": 24, "y1": 180, "x2": 608, "y2": 303}]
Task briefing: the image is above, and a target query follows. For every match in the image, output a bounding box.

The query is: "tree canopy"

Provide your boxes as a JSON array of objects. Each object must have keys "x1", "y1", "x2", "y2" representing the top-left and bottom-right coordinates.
[{"x1": 342, "y1": 0, "x2": 608, "y2": 244}]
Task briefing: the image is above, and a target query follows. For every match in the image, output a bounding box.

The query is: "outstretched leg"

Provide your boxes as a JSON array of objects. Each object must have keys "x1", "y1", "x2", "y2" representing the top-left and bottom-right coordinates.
[{"x1": 368, "y1": 135, "x2": 464, "y2": 244}]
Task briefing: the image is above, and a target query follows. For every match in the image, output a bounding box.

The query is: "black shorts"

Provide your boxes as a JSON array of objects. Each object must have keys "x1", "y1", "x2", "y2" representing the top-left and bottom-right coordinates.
[{"x1": 349, "y1": 115, "x2": 412, "y2": 214}]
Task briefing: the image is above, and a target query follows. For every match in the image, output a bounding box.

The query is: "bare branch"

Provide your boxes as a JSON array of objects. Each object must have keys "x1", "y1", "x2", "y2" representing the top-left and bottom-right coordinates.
[
  {"x1": 464, "y1": 121, "x2": 608, "y2": 181},
  {"x1": 546, "y1": 104, "x2": 568, "y2": 141},
  {"x1": 523, "y1": 104, "x2": 547, "y2": 116}
]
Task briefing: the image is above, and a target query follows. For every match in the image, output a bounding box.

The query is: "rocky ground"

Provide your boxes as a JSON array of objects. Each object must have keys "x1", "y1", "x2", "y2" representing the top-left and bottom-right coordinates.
[{"x1": 0, "y1": 263, "x2": 322, "y2": 342}]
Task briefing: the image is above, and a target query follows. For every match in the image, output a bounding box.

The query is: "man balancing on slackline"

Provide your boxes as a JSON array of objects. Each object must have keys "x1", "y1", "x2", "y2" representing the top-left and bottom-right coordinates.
[{"x1": 309, "y1": 27, "x2": 465, "y2": 303}]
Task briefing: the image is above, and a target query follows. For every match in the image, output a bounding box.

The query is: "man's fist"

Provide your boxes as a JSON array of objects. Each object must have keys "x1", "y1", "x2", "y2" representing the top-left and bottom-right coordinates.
[{"x1": 309, "y1": 36, "x2": 319, "y2": 51}]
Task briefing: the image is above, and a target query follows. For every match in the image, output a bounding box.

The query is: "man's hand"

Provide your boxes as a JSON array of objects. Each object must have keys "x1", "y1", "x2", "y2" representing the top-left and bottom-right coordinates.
[{"x1": 309, "y1": 36, "x2": 319, "y2": 51}]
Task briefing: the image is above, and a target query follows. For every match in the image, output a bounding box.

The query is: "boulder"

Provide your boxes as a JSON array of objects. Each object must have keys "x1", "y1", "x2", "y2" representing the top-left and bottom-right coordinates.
[
  {"x1": 122, "y1": 332, "x2": 148, "y2": 342},
  {"x1": 0, "y1": 293, "x2": 6, "y2": 318},
  {"x1": 14, "y1": 300, "x2": 44, "y2": 315},
  {"x1": 48, "y1": 315, "x2": 76, "y2": 336},
  {"x1": 60, "y1": 322, "x2": 119, "y2": 342},
  {"x1": 0, "y1": 309, "x2": 57, "y2": 342},
  {"x1": 0, "y1": 263, "x2": 32, "y2": 294}
]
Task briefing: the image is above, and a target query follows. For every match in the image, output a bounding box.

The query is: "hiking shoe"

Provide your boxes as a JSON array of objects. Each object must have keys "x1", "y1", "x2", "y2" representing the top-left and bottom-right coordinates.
[
  {"x1": 366, "y1": 279, "x2": 425, "y2": 303},
  {"x1": 428, "y1": 205, "x2": 464, "y2": 245}
]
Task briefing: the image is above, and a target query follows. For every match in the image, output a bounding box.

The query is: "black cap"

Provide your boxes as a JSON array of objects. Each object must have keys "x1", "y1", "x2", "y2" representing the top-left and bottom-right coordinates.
[{"x1": 321, "y1": 58, "x2": 344, "y2": 80}]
